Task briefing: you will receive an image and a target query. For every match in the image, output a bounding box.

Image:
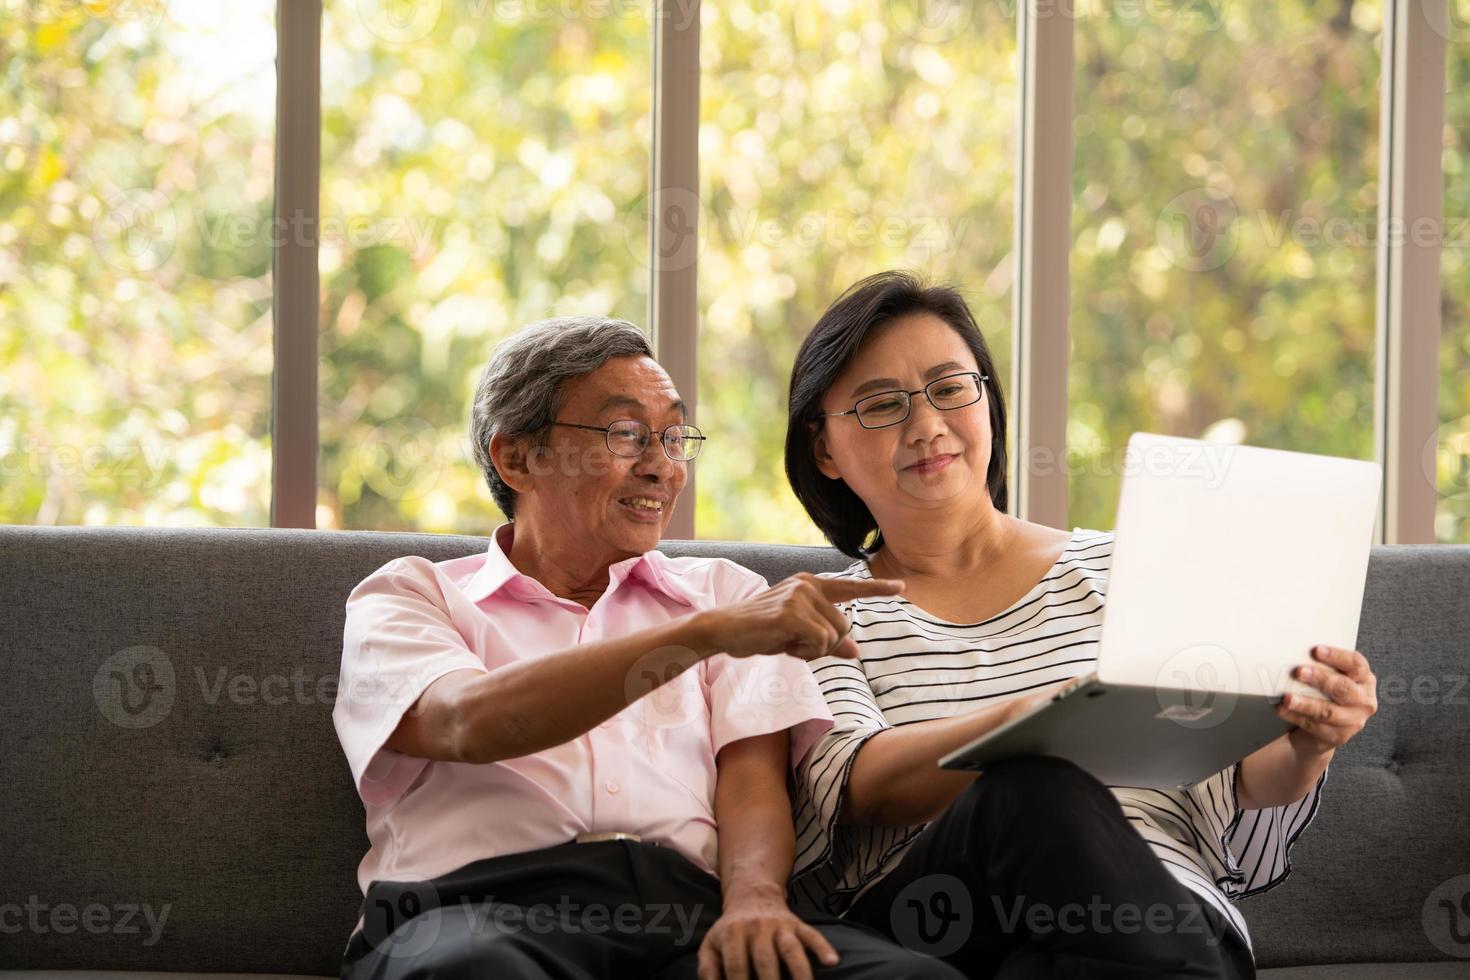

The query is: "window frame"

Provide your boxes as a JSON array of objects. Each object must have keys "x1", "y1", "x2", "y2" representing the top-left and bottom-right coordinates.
[
  {"x1": 1373, "y1": 0, "x2": 1444, "y2": 543},
  {"x1": 268, "y1": 0, "x2": 1447, "y2": 544}
]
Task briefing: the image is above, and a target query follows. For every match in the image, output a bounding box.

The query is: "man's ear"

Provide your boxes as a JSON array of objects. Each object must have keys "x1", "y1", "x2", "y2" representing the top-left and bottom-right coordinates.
[
  {"x1": 489, "y1": 431, "x2": 536, "y2": 494},
  {"x1": 812, "y1": 423, "x2": 843, "y2": 481}
]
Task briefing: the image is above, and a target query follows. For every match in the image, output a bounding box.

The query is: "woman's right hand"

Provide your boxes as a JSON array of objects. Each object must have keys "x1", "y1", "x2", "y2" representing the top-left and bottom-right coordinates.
[
  {"x1": 1001, "y1": 679, "x2": 1079, "y2": 725},
  {"x1": 694, "y1": 573, "x2": 904, "y2": 662}
]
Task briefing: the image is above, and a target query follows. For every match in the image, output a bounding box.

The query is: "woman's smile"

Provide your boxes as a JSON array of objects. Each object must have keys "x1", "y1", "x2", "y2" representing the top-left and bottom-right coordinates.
[{"x1": 902, "y1": 452, "x2": 957, "y2": 475}]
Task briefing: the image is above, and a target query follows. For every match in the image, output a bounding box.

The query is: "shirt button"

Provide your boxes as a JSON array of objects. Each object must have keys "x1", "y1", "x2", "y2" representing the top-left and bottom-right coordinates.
[{"x1": 605, "y1": 781, "x2": 620, "y2": 794}]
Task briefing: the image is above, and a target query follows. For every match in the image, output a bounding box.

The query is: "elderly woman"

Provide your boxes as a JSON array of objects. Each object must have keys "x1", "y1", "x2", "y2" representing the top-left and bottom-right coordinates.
[{"x1": 783, "y1": 272, "x2": 1380, "y2": 979}]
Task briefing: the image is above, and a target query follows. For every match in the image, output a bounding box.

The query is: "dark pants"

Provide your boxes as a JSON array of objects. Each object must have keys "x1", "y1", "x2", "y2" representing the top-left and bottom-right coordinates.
[
  {"x1": 844, "y1": 755, "x2": 1258, "y2": 980},
  {"x1": 341, "y1": 837, "x2": 965, "y2": 980}
]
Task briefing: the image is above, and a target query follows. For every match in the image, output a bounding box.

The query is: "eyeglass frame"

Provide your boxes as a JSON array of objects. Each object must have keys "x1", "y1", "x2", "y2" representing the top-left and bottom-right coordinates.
[
  {"x1": 549, "y1": 419, "x2": 707, "y2": 461},
  {"x1": 819, "y1": 371, "x2": 989, "y2": 429}
]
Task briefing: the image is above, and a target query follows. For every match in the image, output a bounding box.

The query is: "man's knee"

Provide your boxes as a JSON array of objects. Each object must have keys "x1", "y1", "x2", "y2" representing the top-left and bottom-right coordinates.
[
  {"x1": 427, "y1": 930, "x2": 553, "y2": 980},
  {"x1": 366, "y1": 908, "x2": 556, "y2": 980}
]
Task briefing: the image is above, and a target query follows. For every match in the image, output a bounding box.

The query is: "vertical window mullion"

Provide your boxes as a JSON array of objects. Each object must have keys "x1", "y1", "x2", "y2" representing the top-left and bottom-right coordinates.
[
  {"x1": 270, "y1": 0, "x2": 322, "y2": 529},
  {"x1": 1012, "y1": 0, "x2": 1073, "y2": 528},
  {"x1": 1374, "y1": 0, "x2": 1444, "y2": 544},
  {"x1": 650, "y1": 0, "x2": 701, "y2": 540}
]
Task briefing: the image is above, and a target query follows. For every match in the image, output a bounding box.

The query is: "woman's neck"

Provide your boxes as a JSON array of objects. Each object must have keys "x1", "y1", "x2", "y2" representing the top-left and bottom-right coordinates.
[{"x1": 869, "y1": 502, "x2": 1016, "y2": 583}]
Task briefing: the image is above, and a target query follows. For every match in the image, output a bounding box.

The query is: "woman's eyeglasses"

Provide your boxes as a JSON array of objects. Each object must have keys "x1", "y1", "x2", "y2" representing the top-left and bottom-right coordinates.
[{"x1": 821, "y1": 371, "x2": 987, "y2": 429}]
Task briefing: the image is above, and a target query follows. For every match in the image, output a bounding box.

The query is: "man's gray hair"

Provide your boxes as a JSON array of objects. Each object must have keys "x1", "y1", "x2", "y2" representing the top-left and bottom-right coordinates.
[{"x1": 471, "y1": 315, "x2": 654, "y2": 519}]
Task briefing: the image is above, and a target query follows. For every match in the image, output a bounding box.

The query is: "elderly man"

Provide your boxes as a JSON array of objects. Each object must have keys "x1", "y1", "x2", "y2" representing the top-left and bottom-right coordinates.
[{"x1": 334, "y1": 316, "x2": 962, "y2": 980}]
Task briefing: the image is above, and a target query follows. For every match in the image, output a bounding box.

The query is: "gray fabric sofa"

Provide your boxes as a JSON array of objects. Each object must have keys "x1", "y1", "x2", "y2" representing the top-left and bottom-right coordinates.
[{"x1": 2, "y1": 524, "x2": 1468, "y2": 979}]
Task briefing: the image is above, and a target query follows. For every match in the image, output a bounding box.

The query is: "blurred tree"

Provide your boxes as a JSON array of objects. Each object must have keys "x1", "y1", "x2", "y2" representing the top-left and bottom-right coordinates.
[
  {"x1": 317, "y1": 0, "x2": 651, "y2": 533},
  {"x1": 1068, "y1": 0, "x2": 1383, "y2": 531},
  {"x1": 3, "y1": 0, "x2": 1465, "y2": 542},
  {"x1": 1440, "y1": 1, "x2": 1470, "y2": 542},
  {"x1": 696, "y1": 0, "x2": 1016, "y2": 543},
  {"x1": 0, "y1": 1, "x2": 276, "y2": 525}
]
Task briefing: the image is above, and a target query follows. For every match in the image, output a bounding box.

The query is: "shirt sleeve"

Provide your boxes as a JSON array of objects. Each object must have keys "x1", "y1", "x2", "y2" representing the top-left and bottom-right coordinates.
[
  {"x1": 789, "y1": 654, "x2": 894, "y2": 898},
  {"x1": 699, "y1": 560, "x2": 834, "y2": 760},
  {"x1": 1184, "y1": 758, "x2": 1331, "y2": 899},
  {"x1": 333, "y1": 557, "x2": 490, "y2": 807}
]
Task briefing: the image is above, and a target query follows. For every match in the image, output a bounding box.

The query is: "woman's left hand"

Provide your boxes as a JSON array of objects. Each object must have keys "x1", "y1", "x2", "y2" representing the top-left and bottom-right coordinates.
[{"x1": 1275, "y1": 645, "x2": 1379, "y2": 757}]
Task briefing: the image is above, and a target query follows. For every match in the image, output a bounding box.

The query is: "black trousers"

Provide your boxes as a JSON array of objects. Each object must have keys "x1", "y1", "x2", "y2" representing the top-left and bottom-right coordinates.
[
  {"x1": 341, "y1": 837, "x2": 966, "y2": 980},
  {"x1": 843, "y1": 755, "x2": 1258, "y2": 980}
]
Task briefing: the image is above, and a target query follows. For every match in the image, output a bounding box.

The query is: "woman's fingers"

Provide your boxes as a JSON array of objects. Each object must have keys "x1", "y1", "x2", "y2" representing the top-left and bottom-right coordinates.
[
  {"x1": 1312, "y1": 645, "x2": 1373, "y2": 684},
  {"x1": 1294, "y1": 664, "x2": 1359, "y2": 706},
  {"x1": 1279, "y1": 691, "x2": 1337, "y2": 724},
  {"x1": 1275, "y1": 698, "x2": 1345, "y2": 752}
]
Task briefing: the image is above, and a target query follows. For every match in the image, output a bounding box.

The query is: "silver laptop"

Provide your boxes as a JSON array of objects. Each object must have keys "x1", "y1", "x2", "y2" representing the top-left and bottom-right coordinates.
[{"x1": 939, "y1": 432, "x2": 1381, "y2": 790}]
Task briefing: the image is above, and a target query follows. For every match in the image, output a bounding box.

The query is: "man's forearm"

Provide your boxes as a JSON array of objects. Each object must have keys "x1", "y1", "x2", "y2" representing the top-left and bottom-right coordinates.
[
  {"x1": 714, "y1": 732, "x2": 798, "y2": 906},
  {"x1": 718, "y1": 793, "x2": 796, "y2": 905},
  {"x1": 453, "y1": 611, "x2": 721, "y2": 764},
  {"x1": 1236, "y1": 733, "x2": 1332, "y2": 810}
]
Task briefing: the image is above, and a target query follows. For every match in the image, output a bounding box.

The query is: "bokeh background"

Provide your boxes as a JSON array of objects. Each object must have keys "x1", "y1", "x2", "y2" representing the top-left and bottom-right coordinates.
[{"x1": 3, "y1": 0, "x2": 1467, "y2": 541}]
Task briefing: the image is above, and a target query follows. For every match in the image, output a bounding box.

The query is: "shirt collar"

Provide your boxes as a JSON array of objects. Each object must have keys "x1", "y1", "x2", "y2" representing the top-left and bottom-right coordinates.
[
  {"x1": 462, "y1": 523, "x2": 523, "y2": 603},
  {"x1": 462, "y1": 523, "x2": 693, "y2": 608}
]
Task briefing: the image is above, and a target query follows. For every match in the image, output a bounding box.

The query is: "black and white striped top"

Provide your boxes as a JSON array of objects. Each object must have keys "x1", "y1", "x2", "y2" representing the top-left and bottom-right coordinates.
[{"x1": 789, "y1": 527, "x2": 1328, "y2": 957}]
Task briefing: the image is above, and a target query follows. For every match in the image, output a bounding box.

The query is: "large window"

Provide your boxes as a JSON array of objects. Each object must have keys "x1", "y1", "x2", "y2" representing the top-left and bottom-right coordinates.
[
  {"x1": 696, "y1": 0, "x2": 1015, "y2": 542},
  {"x1": 4, "y1": 0, "x2": 1464, "y2": 545},
  {"x1": 318, "y1": 1, "x2": 652, "y2": 532},
  {"x1": 1068, "y1": 0, "x2": 1383, "y2": 531},
  {"x1": 1, "y1": 3, "x2": 276, "y2": 525},
  {"x1": 1440, "y1": 2, "x2": 1470, "y2": 543}
]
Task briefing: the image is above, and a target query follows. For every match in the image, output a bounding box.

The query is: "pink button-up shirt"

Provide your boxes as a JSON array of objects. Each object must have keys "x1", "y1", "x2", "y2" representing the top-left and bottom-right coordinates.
[{"x1": 333, "y1": 524, "x2": 834, "y2": 898}]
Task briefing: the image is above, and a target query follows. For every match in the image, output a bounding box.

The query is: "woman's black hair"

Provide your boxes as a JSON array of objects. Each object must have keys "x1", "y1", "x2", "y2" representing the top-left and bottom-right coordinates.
[{"x1": 784, "y1": 270, "x2": 1009, "y2": 559}]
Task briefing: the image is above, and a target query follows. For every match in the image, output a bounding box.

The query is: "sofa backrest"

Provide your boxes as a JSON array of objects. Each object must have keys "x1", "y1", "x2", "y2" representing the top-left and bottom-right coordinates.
[{"x1": 1, "y1": 526, "x2": 1467, "y2": 973}]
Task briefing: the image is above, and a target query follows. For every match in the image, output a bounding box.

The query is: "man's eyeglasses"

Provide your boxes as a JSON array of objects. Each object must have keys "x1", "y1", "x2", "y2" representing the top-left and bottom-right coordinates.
[
  {"x1": 821, "y1": 371, "x2": 988, "y2": 429},
  {"x1": 550, "y1": 420, "x2": 706, "y2": 461}
]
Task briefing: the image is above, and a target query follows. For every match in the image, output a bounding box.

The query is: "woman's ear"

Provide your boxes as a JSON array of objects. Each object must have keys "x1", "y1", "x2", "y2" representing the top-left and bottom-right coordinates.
[
  {"x1": 489, "y1": 432, "x2": 535, "y2": 494},
  {"x1": 812, "y1": 423, "x2": 843, "y2": 481}
]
